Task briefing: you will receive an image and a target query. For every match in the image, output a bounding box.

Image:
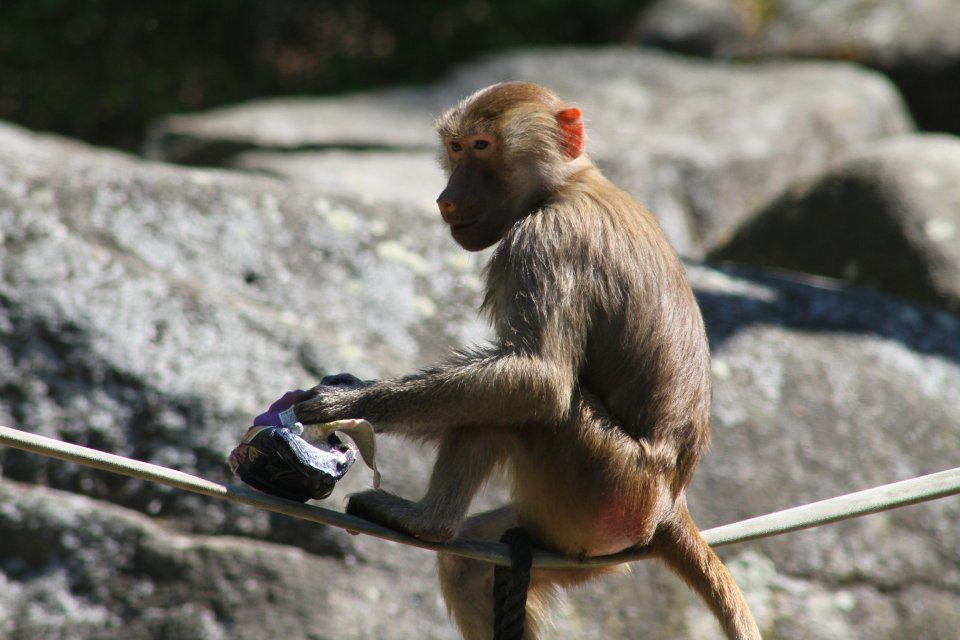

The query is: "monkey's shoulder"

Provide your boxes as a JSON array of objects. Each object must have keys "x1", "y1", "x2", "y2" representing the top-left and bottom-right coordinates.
[{"x1": 514, "y1": 191, "x2": 666, "y2": 261}]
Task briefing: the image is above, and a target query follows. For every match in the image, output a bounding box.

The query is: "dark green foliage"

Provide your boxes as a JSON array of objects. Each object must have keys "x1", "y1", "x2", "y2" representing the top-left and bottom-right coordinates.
[{"x1": 0, "y1": 0, "x2": 647, "y2": 149}]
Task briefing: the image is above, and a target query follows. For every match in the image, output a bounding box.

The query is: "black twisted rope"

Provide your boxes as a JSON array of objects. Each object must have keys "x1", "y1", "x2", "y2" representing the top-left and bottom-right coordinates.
[{"x1": 493, "y1": 527, "x2": 534, "y2": 640}]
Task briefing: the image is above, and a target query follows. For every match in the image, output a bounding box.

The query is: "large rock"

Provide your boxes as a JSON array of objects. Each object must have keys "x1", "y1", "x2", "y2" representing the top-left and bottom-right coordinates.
[
  {"x1": 684, "y1": 264, "x2": 960, "y2": 639},
  {"x1": 0, "y1": 120, "x2": 132, "y2": 161},
  {"x1": 634, "y1": 0, "x2": 960, "y2": 134},
  {"x1": 0, "y1": 479, "x2": 453, "y2": 640},
  {"x1": 709, "y1": 134, "x2": 960, "y2": 313},
  {"x1": 231, "y1": 149, "x2": 446, "y2": 210},
  {"x1": 145, "y1": 47, "x2": 911, "y2": 256},
  {"x1": 4, "y1": 123, "x2": 960, "y2": 638}
]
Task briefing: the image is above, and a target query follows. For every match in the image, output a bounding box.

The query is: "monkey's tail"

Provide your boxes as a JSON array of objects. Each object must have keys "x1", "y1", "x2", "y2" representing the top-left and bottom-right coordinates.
[{"x1": 650, "y1": 499, "x2": 762, "y2": 640}]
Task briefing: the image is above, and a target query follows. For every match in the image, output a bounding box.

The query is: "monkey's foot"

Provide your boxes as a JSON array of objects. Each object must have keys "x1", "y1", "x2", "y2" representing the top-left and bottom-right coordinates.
[{"x1": 346, "y1": 490, "x2": 458, "y2": 543}]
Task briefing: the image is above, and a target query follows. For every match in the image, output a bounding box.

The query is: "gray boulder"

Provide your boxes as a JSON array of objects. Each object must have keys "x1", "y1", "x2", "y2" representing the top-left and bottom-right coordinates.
[
  {"x1": 0, "y1": 120, "x2": 133, "y2": 161},
  {"x1": 683, "y1": 264, "x2": 960, "y2": 640},
  {"x1": 145, "y1": 47, "x2": 911, "y2": 256},
  {"x1": 710, "y1": 134, "x2": 960, "y2": 313},
  {"x1": 0, "y1": 479, "x2": 454, "y2": 640},
  {"x1": 231, "y1": 149, "x2": 446, "y2": 210},
  {"x1": 635, "y1": 0, "x2": 960, "y2": 134}
]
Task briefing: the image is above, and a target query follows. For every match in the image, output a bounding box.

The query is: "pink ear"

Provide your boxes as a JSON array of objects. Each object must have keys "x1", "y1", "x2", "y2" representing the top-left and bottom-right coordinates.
[{"x1": 556, "y1": 107, "x2": 584, "y2": 159}]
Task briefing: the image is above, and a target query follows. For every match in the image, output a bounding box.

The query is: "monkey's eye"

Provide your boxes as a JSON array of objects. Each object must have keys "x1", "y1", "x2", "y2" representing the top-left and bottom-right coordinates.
[
  {"x1": 473, "y1": 139, "x2": 490, "y2": 150},
  {"x1": 449, "y1": 141, "x2": 463, "y2": 153}
]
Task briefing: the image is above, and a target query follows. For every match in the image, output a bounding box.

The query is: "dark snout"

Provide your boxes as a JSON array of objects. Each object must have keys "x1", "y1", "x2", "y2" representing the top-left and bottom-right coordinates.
[{"x1": 436, "y1": 162, "x2": 480, "y2": 225}]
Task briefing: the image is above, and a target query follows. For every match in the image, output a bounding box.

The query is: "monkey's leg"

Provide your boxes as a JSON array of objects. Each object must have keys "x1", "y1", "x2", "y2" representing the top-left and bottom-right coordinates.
[
  {"x1": 650, "y1": 500, "x2": 761, "y2": 640},
  {"x1": 347, "y1": 428, "x2": 504, "y2": 542},
  {"x1": 437, "y1": 507, "x2": 514, "y2": 639}
]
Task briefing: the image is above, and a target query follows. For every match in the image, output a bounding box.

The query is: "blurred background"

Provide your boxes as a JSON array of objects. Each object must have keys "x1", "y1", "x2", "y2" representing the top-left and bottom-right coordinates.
[
  {"x1": 0, "y1": 0, "x2": 644, "y2": 149},
  {"x1": 2, "y1": 2, "x2": 960, "y2": 639},
  {"x1": 3, "y1": 0, "x2": 960, "y2": 152}
]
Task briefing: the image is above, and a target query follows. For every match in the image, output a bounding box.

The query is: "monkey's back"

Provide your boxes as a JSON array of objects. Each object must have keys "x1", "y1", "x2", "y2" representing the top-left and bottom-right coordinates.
[
  {"x1": 489, "y1": 165, "x2": 712, "y2": 491},
  {"x1": 585, "y1": 171, "x2": 712, "y2": 488}
]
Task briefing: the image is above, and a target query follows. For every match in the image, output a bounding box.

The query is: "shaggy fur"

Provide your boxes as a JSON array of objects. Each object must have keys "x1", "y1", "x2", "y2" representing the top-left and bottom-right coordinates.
[{"x1": 296, "y1": 82, "x2": 760, "y2": 640}]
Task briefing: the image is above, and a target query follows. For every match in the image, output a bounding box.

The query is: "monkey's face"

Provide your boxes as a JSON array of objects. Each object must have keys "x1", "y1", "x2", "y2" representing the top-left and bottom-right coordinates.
[{"x1": 436, "y1": 134, "x2": 528, "y2": 252}]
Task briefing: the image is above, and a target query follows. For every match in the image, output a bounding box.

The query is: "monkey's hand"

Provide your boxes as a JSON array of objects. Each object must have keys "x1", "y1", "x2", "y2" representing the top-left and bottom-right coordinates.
[
  {"x1": 293, "y1": 372, "x2": 374, "y2": 425},
  {"x1": 346, "y1": 490, "x2": 459, "y2": 543},
  {"x1": 317, "y1": 372, "x2": 369, "y2": 389},
  {"x1": 253, "y1": 373, "x2": 373, "y2": 427}
]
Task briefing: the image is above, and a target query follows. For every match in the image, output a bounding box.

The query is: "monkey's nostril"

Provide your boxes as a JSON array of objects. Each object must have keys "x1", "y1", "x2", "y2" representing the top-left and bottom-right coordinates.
[{"x1": 437, "y1": 200, "x2": 456, "y2": 220}]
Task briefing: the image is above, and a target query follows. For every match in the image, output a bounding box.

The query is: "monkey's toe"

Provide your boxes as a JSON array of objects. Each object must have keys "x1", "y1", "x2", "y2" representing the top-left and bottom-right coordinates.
[
  {"x1": 408, "y1": 520, "x2": 457, "y2": 543},
  {"x1": 345, "y1": 489, "x2": 394, "y2": 520}
]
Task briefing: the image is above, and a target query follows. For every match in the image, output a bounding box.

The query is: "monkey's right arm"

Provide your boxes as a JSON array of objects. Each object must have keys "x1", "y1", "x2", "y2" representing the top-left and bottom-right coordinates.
[{"x1": 294, "y1": 346, "x2": 574, "y2": 437}]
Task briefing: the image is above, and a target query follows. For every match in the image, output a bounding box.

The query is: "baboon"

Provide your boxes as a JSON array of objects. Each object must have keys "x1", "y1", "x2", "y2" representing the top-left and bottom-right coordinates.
[{"x1": 293, "y1": 82, "x2": 760, "y2": 639}]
